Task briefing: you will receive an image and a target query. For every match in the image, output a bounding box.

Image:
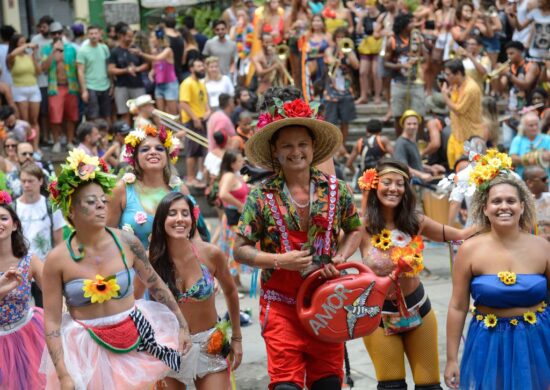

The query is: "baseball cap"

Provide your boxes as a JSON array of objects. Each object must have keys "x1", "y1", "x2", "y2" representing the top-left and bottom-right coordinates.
[
  {"x1": 49, "y1": 22, "x2": 64, "y2": 33},
  {"x1": 112, "y1": 120, "x2": 132, "y2": 135}
]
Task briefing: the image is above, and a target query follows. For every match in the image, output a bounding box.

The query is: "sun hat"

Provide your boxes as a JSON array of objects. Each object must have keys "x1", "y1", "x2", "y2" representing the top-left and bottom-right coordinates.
[
  {"x1": 127, "y1": 94, "x2": 155, "y2": 110},
  {"x1": 399, "y1": 109, "x2": 422, "y2": 128},
  {"x1": 245, "y1": 98, "x2": 342, "y2": 170}
]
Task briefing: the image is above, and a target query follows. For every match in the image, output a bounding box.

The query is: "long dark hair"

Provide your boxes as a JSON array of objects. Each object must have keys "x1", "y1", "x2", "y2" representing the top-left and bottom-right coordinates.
[
  {"x1": 149, "y1": 192, "x2": 197, "y2": 297},
  {"x1": 0, "y1": 204, "x2": 29, "y2": 259},
  {"x1": 219, "y1": 149, "x2": 242, "y2": 176},
  {"x1": 365, "y1": 158, "x2": 420, "y2": 236},
  {"x1": 7, "y1": 34, "x2": 24, "y2": 55},
  {"x1": 132, "y1": 139, "x2": 173, "y2": 184}
]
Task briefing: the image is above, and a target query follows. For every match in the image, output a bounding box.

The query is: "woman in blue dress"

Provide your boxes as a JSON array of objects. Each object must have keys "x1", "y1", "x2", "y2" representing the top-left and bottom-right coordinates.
[{"x1": 445, "y1": 151, "x2": 550, "y2": 390}]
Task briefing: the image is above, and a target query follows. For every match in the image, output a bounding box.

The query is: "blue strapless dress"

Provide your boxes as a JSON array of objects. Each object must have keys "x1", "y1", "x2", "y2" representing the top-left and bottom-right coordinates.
[{"x1": 460, "y1": 274, "x2": 550, "y2": 390}]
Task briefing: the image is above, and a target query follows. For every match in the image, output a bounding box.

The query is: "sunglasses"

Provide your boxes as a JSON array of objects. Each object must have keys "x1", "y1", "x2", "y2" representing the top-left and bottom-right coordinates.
[
  {"x1": 539, "y1": 176, "x2": 548, "y2": 183},
  {"x1": 5, "y1": 144, "x2": 17, "y2": 149},
  {"x1": 20, "y1": 152, "x2": 33, "y2": 157}
]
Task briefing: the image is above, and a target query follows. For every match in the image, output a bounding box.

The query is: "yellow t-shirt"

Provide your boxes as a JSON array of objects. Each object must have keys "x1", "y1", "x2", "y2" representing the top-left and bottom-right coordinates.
[
  {"x1": 11, "y1": 55, "x2": 37, "y2": 87},
  {"x1": 450, "y1": 76, "x2": 484, "y2": 143},
  {"x1": 179, "y1": 77, "x2": 208, "y2": 124}
]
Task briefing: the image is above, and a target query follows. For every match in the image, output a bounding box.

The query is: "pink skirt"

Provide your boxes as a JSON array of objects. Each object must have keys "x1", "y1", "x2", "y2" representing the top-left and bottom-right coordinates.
[
  {"x1": 40, "y1": 300, "x2": 179, "y2": 390},
  {"x1": 0, "y1": 307, "x2": 46, "y2": 390}
]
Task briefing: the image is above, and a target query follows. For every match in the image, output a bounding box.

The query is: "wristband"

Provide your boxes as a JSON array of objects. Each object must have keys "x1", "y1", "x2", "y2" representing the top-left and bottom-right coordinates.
[
  {"x1": 231, "y1": 336, "x2": 242, "y2": 342},
  {"x1": 273, "y1": 256, "x2": 281, "y2": 270}
]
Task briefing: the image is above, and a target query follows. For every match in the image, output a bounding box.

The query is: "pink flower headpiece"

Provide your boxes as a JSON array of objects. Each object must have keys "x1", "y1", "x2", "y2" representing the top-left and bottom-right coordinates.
[
  {"x1": 256, "y1": 98, "x2": 323, "y2": 130},
  {"x1": 0, "y1": 191, "x2": 12, "y2": 206}
]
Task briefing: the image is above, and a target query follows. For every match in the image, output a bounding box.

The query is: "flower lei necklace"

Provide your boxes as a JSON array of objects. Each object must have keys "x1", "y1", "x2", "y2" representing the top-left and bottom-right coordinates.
[
  {"x1": 235, "y1": 24, "x2": 254, "y2": 59},
  {"x1": 371, "y1": 228, "x2": 425, "y2": 277}
]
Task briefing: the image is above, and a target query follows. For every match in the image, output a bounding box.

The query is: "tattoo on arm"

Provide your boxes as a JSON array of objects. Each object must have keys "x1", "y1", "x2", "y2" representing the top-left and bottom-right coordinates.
[
  {"x1": 121, "y1": 230, "x2": 159, "y2": 285},
  {"x1": 49, "y1": 347, "x2": 63, "y2": 366},
  {"x1": 45, "y1": 329, "x2": 61, "y2": 338},
  {"x1": 234, "y1": 237, "x2": 258, "y2": 266}
]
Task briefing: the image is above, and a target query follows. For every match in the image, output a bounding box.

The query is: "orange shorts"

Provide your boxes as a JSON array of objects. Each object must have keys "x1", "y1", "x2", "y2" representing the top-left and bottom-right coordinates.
[
  {"x1": 48, "y1": 85, "x2": 79, "y2": 124},
  {"x1": 260, "y1": 301, "x2": 344, "y2": 389}
]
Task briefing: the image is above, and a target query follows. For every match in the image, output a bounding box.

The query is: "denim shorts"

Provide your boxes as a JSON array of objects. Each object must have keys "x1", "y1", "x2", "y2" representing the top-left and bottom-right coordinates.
[
  {"x1": 155, "y1": 81, "x2": 179, "y2": 101},
  {"x1": 481, "y1": 36, "x2": 500, "y2": 54}
]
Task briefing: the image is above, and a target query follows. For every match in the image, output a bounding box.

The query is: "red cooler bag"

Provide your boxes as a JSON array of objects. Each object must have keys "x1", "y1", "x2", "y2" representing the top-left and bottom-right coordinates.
[{"x1": 296, "y1": 262, "x2": 397, "y2": 343}]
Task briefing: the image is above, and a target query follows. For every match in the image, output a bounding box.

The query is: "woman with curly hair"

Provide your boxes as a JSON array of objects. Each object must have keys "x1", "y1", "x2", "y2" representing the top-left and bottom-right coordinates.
[
  {"x1": 358, "y1": 158, "x2": 475, "y2": 390},
  {"x1": 150, "y1": 192, "x2": 242, "y2": 389},
  {"x1": 0, "y1": 191, "x2": 45, "y2": 389},
  {"x1": 40, "y1": 151, "x2": 190, "y2": 388},
  {"x1": 445, "y1": 152, "x2": 550, "y2": 389}
]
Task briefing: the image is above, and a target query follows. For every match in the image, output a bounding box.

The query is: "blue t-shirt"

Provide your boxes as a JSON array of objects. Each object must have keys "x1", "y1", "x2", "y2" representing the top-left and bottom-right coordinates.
[{"x1": 509, "y1": 133, "x2": 550, "y2": 177}]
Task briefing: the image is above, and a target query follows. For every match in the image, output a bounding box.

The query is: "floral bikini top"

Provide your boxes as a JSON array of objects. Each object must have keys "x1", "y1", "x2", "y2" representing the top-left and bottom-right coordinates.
[
  {"x1": 0, "y1": 255, "x2": 31, "y2": 326},
  {"x1": 176, "y1": 245, "x2": 215, "y2": 303},
  {"x1": 367, "y1": 229, "x2": 425, "y2": 277}
]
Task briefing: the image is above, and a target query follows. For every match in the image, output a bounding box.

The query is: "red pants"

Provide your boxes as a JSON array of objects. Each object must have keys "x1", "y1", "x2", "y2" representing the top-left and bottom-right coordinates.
[{"x1": 260, "y1": 300, "x2": 344, "y2": 389}]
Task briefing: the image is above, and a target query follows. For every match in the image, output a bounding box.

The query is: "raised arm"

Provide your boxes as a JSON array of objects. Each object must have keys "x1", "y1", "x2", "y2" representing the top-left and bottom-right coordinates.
[
  {"x1": 120, "y1": 229, "x2": 190, "y2": 350},
  {"x1": 420, "y1": 215, "x2": 478, "y2": 242}
]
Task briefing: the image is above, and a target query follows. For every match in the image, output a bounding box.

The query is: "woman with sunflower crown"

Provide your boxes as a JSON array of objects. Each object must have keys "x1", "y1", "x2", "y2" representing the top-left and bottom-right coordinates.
[
  {"x1": 358, "y1": 158, "x2": 476, "y2": 390},
  {"x1": 445, "y1": 152, "x2": 550, "y2": 389},
  {"x1": 39, "y1": 150, "x2": 191, "y2": 389},
  {"x1": 0, "y1": 190, "x2": 46, "y2": 389}
]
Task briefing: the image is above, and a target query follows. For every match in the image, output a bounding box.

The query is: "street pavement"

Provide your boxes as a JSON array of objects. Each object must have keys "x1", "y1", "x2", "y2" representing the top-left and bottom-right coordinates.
[{"x1": 197, "y1": 230, "x2": 460, "y2": 390}]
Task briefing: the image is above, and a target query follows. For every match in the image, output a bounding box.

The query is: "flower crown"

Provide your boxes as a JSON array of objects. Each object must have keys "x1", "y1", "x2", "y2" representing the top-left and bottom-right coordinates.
[
  {"x1": 124, "y1": 124, "x2": 181, "y2": 165},
  {"x1": 49, "y1": 149, "x2": 116, "y2": 217},
  {"x1": 0, "y1": 190, "x2": 12, "y2": 205},
  {"x1": 257, "y1": 98, "x2": 322, "y2": 130},
  {"x1": 469, "y1": 149, "x2": 513, "y2": 191}
]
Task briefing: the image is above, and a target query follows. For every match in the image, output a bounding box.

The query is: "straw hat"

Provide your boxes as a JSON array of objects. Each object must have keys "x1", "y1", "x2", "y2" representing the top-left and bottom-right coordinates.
[
  {"x1": 399, "y1": 109, "x2": 422, "y2": 127},
  {"x1": 245, "y1": 99, "x2": 343, "y2": 170}
]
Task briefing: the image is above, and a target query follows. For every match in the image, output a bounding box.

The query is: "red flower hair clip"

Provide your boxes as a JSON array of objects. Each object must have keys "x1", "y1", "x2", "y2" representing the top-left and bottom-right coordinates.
[
  {"x1": 0, "y1": 191, "x2": 12, "y2": 205},
  {"x1": 358, "y1": 169, "x2": 379, "y2": 192},
  {"x1": 193, "y1": 205, "x2": 201, "y2": 220}
]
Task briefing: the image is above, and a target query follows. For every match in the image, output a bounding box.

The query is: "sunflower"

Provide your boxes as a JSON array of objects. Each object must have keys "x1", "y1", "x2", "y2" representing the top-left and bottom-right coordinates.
[
  {"x1": 542, "y1": 302, "x2": 548, "y2": 308},
  {"x1": 497, "y1": 271, "x2": 516, "y2": 285},
  {"x1": 372, "y1": 234, "x2": 391, "y2": 250},
  {"x1": 510, "y1": 319, "x2": 518, "y2": 326},
  {"x1": 67, "y1": 149, "x2": 99, "y2": 175},
  {"x1": 483, "y1": 314, "x2": 498, "y2": 328},
  {"x1": 380, "y1": 229, "x2": 392, "y2": 240},
  {"x1": 82, "y1": 274, "x2": 121, "y2": 304},
  {"x1": 379, "y1": 238, "x2": 392, "y2": 251},
  {"x1": 476, "y1": 314, "x2": 484, "y2": 321},
  {"x1": 523, "y1": 311, "x2": 537, "y2": 325}
]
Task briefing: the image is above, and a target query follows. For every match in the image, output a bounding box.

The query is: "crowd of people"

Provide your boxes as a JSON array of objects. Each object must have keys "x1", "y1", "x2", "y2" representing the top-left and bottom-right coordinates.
[{"x1": 0, "y1": 0, "x2": 549, "y2": 388}]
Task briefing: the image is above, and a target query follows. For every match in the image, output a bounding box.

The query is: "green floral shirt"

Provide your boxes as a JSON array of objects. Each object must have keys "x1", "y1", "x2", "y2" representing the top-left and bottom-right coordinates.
[{"x1": 238, "y1": 168, "x2": 361, "y2": 283}]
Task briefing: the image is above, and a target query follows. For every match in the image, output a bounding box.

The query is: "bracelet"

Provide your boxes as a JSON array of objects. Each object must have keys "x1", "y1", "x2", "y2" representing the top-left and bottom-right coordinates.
[
  {"x1": 231, "y1": 336, "x2": 242, "y2": 342},
  {"x1": 442, "y1": 224, "x2": 447, "y2": 242},
  {"x1": 273, "y1": 256, "x2": 281, "y2": 270}
]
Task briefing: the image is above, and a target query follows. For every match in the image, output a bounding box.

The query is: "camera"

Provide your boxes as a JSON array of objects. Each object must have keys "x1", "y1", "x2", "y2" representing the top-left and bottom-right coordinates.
[{"x1": 437, "y1": 73, "x2": 447, "y2": 85}]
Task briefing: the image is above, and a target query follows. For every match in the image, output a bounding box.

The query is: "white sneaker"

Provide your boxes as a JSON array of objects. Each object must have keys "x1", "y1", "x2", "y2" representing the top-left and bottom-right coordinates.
[
  {"x1": 67, "y1": 143, "x2": 76, "y2": 150},
  {"x1": 52, "y1": 142, "x2": 61, "y2": 153}
]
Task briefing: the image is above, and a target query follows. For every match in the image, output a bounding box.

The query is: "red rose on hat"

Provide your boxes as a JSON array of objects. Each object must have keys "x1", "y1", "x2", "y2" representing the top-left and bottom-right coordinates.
[{"x1": 283, "y1": 99, "x2": 313, "y2": 118}]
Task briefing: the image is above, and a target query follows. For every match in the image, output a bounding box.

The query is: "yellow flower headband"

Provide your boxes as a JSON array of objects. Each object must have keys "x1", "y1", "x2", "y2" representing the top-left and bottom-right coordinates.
[
  {"x1": 358, "y1": 167, "x2": 409, "y2": 192},
  {"x1": 469, "y1": 149, "x2": 513, "y2": 190},
  {"x1": 49, "y1": 149, "x2": 116, "y2": 217},
  {"x1": 124, "y1": 124, "x2": 181, "y2": 165}
]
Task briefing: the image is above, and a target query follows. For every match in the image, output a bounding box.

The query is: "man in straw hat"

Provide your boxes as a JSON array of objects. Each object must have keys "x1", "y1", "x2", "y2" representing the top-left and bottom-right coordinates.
[{"x1": 234, "y1": 87, "x2": 362, "y2": 390}]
